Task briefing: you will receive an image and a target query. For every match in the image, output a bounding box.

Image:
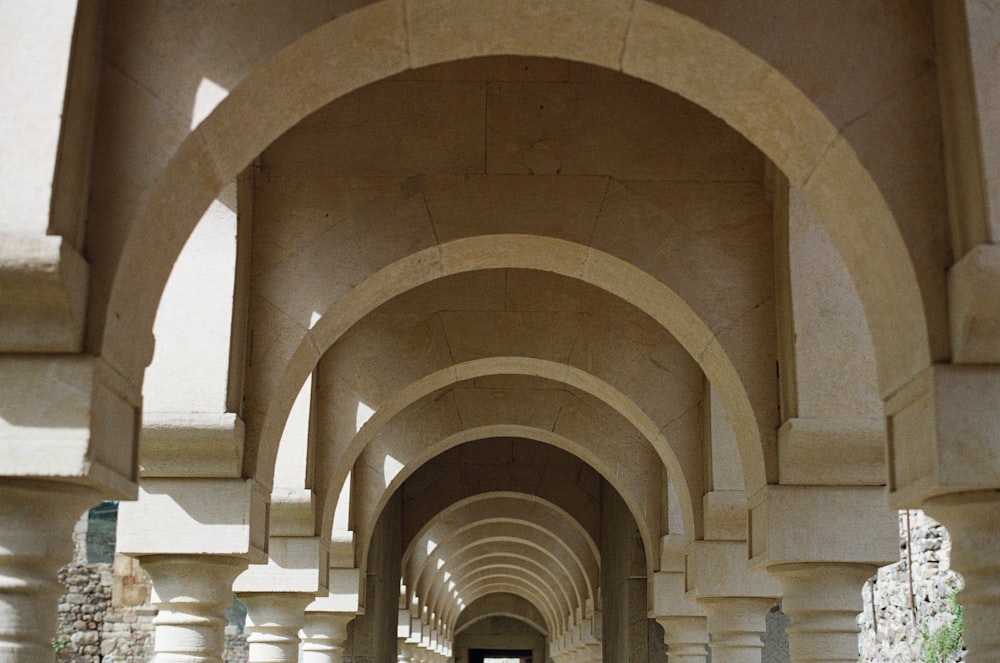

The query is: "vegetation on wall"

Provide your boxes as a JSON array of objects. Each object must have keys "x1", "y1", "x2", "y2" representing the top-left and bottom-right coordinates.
[{"x1": 920, "y1": 592, "x2": 964, "y2": 663}]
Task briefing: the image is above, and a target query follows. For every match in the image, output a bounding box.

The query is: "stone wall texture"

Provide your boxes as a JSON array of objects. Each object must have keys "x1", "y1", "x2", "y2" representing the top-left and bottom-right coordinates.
[{"x1": 858, "y1": 511, "x2": 965, "y2": 663}]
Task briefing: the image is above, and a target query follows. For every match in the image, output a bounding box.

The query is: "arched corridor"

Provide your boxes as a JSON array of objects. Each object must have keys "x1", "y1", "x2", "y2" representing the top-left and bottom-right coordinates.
[{"x1": 2, "y1": 3, "x2": 1000, "y2": 662}]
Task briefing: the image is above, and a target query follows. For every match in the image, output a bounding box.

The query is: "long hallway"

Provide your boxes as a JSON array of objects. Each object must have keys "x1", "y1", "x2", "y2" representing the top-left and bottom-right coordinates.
[{"x1": 2, "y1": 3, "x2": 1000, "y2": 662}]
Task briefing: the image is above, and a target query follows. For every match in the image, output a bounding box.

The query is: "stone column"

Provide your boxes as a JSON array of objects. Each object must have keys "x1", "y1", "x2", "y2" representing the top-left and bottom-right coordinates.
[
  {"x1": 241, "y1": 593, "x2": 313, "y2": 663},
  {"x1": 0, "y1": 480, "x2": 100, "y2": 663},
  {"x1": 768, "y1": 562, "x2": 875, "y2": 662},
  {"x1": 139, "y1": 554, "x2": 248, "y2": 663},
  {"x1": 655, "y1": 616, "x2": 708, "y2": 663},
  {"x1": 767, "y1": 562, "x2": 878, "y2": 663},
  {"x1": 924, "y1": 491, "x2": 1000, "y2": 661},
  {"x1": 301, "y1": 612, "x2": 351, "y2": 663},
  {"x1": 698, "y1": 597, "x2": 774, "y2": 663}
]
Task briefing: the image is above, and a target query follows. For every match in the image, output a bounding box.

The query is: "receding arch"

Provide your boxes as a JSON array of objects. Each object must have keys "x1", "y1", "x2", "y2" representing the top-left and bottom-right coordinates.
[
  {"x1": 403, "y1": 492, "x2": 599, "y2": 590},
  {"x1": 366, "y1": 423, "x2": 657, "y2": 579},
  {"x1": 265, "y1": 235, "x2": 759, "y2": 508},
  {"x1": 413, "y1": 524, "x2": 590, "y2": 628},
  {"x1": 323, "y1": 356, "x2": 697, "y2": 545},
  {"x1": 352, "y1": 388, "x2": 661, "y2": 576},
  {"x1": 454, "y1": 593, "x2": 548, "y2": 637},
  {"x1": 102, "y1": 1, "x2": 930, "y2": 447}
]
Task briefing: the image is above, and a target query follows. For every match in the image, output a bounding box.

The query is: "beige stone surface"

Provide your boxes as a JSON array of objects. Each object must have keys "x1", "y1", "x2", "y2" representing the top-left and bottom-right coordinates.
[
  {"x1": 117, "y1": 479, "x2": 268, "y2": 562},
  {"x1": 948, "y1": 243, "x2": 1000, "y2": 362},
  {"x1": 886, "y1": 364, "x2": 1000, "y2": 506},
  {"x1": 6, "y1": 2, "x2": 1000, "y2": 660},
  {"x1": 0, "y1": 1, "x2": 78, "y2": 236},
  {"x1": 748, "y1": 485, "x2": 897, "y2": 567},
  {"x1": 0, "y1": 236, "x2": 89, "y2": 352}
]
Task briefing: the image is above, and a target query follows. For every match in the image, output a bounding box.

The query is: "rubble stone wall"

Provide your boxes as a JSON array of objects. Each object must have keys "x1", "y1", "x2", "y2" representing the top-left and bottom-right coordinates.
[{"x1": 858, "y1": 511, "x2": 965, "y2": 663}]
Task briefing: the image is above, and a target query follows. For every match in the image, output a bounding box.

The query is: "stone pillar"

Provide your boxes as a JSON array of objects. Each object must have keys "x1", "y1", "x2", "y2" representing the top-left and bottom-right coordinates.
[
  {"x1": 924, "y1": 491, "x2": 1000, "y2": 661},
  {"x1": 0, "y1": 480, "x2": 100, "y2": 663},
  {"x1": 750, "y1": 485, "x2": 896, "y2": 662},
  {"x1": 241, "y1": 593, "x2": 313, "y2": 663},
  {"x1": 699, "y1": 597, "x2": 774, "y2": 663},
  {"x1": 768, "y1": 562, "x2": 876, "y2": 662},
  {"x1": 301, "y1": 611, "x2": 351, "y2": 663},
  {"x1": 655, "y1": 616, "x2": 708, "y2": 663},
  {"x1": 139, "y1": 554, "x2": 248, "y2": 663}
]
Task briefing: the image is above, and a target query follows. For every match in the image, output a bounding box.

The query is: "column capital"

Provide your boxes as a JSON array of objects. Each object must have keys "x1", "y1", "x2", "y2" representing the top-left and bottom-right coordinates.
[
  {"x1": 241, "y1": 592, "x2": 314, "y2": 663},
  {"x1": 233, "y1": 536, "x2": 329, "y2": 595},
  {"x1": 654, "y1": 615, "x2": 708, "y2": 663},
  {"x1": 301, "y1": 611, "x2": 353, "y2": 663},
  {"x1": 768, "y1": 562, "x2": 878, "y2": 662},
  {"x1": 685, "y1": 540, "x2": 781, "y2": 600},
  {"x1": 138, "y1": 553, "x2": 248, "y2": 663},
  {"x1": 698, "y1": 597, "x2": 774, "y2": 663}
]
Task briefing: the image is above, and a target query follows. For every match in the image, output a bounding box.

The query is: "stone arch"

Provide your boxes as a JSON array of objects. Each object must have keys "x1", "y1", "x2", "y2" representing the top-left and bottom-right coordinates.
[
  {"x1": 273, "y1": 237, "x2": 757, "y2": 503},
  {"x1": 362, "y1": 423, "x2": 658, "y2": 578},
  {"x1": 323, "y1": 355, "x2": 697, "y2": 544},
  {"x1": 100, "y1": 0, "x2": 930, "y2": 502},
  {"x1": 454, "y1": 594, "x2": 547, "y2": 638},
  {"x1": 404, "y1": 504, "x2": 597, "y2": 635},
  {"x1": 403, "y1": 493, "x2": 599, "y2": 589}
]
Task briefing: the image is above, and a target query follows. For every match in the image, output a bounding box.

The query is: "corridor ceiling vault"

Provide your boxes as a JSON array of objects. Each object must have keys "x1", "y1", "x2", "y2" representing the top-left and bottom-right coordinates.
[{"x1": 3, "y1": 2, "x2": 1000, "y2": 662}]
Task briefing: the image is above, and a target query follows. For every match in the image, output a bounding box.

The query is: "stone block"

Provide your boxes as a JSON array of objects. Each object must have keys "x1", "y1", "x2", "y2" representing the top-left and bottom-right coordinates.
[
  {"x1": 948, "y1": 243, "x2": 1000, "y2": 362},
  {"x1": 748, "y1": 484, "x2": 897, "y2": 567},
  {"x1": 885, "y1": 363, "x2": 1000, "y2": 506},
  {"x1": 776, "y1": 417, "x2": 885, "y2": 485},
  {"x1": 117, "y1": 478, "x2": 268, "y2": 561},
  {"x1": 0, "y1": 236, "x2": 88, "y2": 352},
  {"x1": 233, "y1": 536, "x2": 329, "y2": 594}
]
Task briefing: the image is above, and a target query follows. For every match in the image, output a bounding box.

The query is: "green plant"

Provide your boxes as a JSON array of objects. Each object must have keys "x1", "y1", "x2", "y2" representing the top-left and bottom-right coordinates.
[
  {"x1": 921, "y1": 592, "x2": 964, "y2": 663},
  {"x1": 52, "y1": 636, "x2": 70, "y2": 653}
]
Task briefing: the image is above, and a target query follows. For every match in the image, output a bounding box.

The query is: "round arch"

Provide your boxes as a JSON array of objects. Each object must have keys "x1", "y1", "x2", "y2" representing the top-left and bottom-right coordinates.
[
  {"x1": 363, "y1": 423, "x2": 658, "y2": 579},
  {"x1": 454, "y1": 593, "x2": 549, "y2": 637},
  {"x1": 101, "y1": 0, "x2": 930, "y2": 507},
  {"x1": 325, "y1": 356, "x2": 698, "y2": 544},
  {"x1": 403, "y1": 492, "x2": 599, "y2": 587}
]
